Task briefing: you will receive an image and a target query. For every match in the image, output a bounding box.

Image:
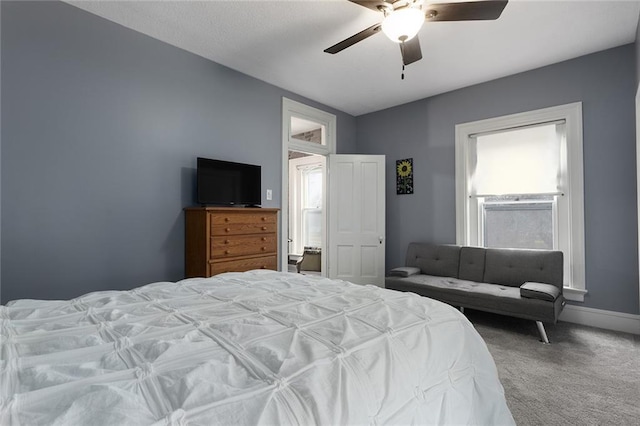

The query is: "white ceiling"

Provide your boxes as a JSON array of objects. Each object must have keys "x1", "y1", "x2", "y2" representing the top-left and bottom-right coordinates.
[{"x1": 65, "y1": 0, "x2": 640, "y2": 116}]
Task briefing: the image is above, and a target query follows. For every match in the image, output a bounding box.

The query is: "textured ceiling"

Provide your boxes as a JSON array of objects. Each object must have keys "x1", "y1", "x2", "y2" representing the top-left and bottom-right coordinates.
[{"x1": 65, "y1": 0, "x2": 640, "y2": 116}]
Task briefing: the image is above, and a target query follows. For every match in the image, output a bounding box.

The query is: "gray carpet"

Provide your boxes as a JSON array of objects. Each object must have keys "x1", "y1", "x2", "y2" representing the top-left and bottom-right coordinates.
[{"x1": 466, "y1": 310, "x2": 640, "y2": 426}]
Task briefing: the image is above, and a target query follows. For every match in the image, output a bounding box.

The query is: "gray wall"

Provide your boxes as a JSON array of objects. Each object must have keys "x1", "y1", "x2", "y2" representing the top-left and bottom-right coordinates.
[
  {"x1": 0, "y1": 2, "x2": 3, "y2": 300},
  {"x1": 0, "y1": 1, "x2": 356, "y2": 303},
  {"x1": 356, "y1": 45, "x2": 639, "y2": 315},
  {"x1": 636, "y1": 14, "x2": 640, "y2": 88}
]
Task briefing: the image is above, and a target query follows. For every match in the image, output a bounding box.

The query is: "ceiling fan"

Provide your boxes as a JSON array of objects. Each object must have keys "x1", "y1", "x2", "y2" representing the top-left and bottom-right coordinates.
[{"x1": 324, "y1": 1, "x2": 508, "y2": 67}]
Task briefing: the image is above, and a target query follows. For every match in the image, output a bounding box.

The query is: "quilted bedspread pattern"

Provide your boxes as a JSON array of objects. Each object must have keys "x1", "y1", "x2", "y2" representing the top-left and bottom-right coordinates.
[{"x1": 1, "y1": 270, "x2": 514, "y2": 425}]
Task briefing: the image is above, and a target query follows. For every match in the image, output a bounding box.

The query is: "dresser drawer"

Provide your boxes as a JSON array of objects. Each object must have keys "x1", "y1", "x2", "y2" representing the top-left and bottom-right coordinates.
[
  {"x1": 210, "y1": 212, "x2": 277, "y2": 236},
  {"x1": 210, "y1": 255, "x2": 277, "y2": 275},
  {"x1": 211, "y1": 234, "x2": 277, "y2": 259}
]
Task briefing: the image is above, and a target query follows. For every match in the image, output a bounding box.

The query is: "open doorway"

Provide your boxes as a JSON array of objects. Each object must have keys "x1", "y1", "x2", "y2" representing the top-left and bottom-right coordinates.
[
  {"x1": 281, "y1": 98, "x2": 336, "y2": 275},
  {"x1": 282, "y1": 99, "x2": 386, "y2": 285},
  {"x1": 287, "y1": 152, "x2": 325, "y2": 275}
]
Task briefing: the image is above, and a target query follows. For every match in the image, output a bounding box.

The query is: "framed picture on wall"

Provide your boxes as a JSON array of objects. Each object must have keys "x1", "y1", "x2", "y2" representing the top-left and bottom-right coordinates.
[{"x1": 396, "y1": 158, "x2": 413, "y2": 194}]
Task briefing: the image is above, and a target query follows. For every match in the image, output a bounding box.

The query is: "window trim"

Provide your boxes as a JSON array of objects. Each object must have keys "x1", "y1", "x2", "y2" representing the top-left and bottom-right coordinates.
[{"x1": 455, "y1": 103, "x2": 586, "y2": 301}]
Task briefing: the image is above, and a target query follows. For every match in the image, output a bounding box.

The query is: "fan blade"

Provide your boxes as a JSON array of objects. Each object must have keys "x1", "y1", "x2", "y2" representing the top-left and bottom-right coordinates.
[
  {"x1": 324, "y1": 23, "x2": 382, "y2": 54},
  {"x1": 425, "y1": 0, "x2": 508, "y2": 22},
  {"x1": 400, "y1": 37, "x2": 422, "y2": 65},
  {"x1": 348, "y1": 1, "x2": 394, "y2": 13}
]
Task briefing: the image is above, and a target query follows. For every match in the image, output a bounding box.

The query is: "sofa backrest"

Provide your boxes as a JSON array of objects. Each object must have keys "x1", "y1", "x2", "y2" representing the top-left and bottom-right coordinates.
[
  {"x1": 405, "y1": 243, "x2": 564, "y2": 290},
  {"x1": 458, "y1": 246, "x2": 486, "y2": 282},
  {"x1": 405, "y1": 243, "x2": 461, "y2": 278},
  {"x1": 482, "y1": 248, "x2": 563, "y2": 289}
]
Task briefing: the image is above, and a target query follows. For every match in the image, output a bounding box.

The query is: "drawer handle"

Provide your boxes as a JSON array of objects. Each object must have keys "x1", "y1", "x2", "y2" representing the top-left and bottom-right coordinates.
[
  {"x1": 261, "y1": 247, "x2": 266, "y2": 251},
  {"x1": 225, "y1": 228, "x2": 231, "y2": 232},
  {"x1": 261, "y1": 217, "x2": 266, "y2": 221},
  {"x1": 261, "y1": 226, "x2": 267, "y2": 231},
  {"x1": 224, "y1": 217, "x2": 230, "y2": 222},
  {"x1": 225, "y1": 250, "x2": 230, "y2": 255},
  {"x1": 225, "y1": 240, "x2": 230, "y2": 244},
  {"x1": 262, "y1": 237, "x2": 267, "y2": 241},
  {"x1": 261, "y1": 265, "x2": 266, "y2": 269}
]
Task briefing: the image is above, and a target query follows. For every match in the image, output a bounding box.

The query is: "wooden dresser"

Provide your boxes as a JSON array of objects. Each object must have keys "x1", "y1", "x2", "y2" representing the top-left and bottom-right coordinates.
[{"x1": 184, "y1": 207, "x2": 279, "y2": 278}]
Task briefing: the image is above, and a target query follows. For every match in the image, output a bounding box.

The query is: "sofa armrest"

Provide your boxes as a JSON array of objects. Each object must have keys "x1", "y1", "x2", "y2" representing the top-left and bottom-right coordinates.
[
  {"x1": 388, "y1": 266, "x2": 421, "y2": 278},
  {"x1": 520, "y1": 282, "x2": 561, "y2": 302}
]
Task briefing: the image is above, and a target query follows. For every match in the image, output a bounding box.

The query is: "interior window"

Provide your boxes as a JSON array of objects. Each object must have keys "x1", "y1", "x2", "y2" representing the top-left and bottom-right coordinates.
[
  {"x1": 291, "y1": 116, "x2": 325, "y2": 146},
  {"x1": 301, "y1": 167, "x2": 323, "y2": 248},
  {"x1": 455, "y1": 103, "x2": 586, "y2": 300},
  {"x1": 288, "y1": 154, "x2": 324, "y2": 255},
  {"x1": 472, "y1": 124, "x2": 560, "y2": 251},
  {"x1": 482, "y1": 195, "x2": 554, "y2": 250}
]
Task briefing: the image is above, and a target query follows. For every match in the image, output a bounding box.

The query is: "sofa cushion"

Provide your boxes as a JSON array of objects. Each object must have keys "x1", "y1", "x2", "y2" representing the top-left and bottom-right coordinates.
[
  {"x1": 520, "y1": 282, "x2": 560, "y2": 302},
  {"x1": 406, "y1": 243, "x2": 461, "y2": 278},
  {"x1": 483, "y1": 248, "x2": 563, "y2": 288},
  {"x1": 388, "y1": 266, "x2": 421, "y2": 277},
  {"x1": 458, "y1": 247, "x2": 486, "y2": 282}
]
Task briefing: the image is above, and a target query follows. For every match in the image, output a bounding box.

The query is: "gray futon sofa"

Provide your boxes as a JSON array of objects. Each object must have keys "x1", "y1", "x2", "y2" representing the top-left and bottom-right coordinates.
[{"x1": 386, "y1": 243, "x2": 566, "y2": 343}]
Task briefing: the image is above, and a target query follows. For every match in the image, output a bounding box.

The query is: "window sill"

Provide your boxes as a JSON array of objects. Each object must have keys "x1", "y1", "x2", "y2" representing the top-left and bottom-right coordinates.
[{"x1": 563, "y1": 286, "x2": 587, "y2": 302}]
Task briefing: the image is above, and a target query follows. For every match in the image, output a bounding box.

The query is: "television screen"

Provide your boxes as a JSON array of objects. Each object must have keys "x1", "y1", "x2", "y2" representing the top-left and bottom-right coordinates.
[{"x1": 197, "y1": 157, "x2": 261, "y2": 206}]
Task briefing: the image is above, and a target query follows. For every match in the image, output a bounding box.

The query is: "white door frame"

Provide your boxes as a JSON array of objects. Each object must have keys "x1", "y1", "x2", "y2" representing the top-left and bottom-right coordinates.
[{"x1": 281, "y1": 98, "x2": 336, "y2": 273}]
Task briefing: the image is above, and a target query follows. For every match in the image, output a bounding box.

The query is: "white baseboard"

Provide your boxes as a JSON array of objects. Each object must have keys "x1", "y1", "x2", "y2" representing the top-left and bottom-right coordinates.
[{"x1": 559, "y1": 304, "x2": 640, "y2": 335}]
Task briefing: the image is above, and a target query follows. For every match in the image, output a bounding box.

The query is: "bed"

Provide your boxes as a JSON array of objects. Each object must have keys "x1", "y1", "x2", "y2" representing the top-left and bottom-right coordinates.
[{"x1": 1, "y1": 270, "x2": 514, "y2": 425}]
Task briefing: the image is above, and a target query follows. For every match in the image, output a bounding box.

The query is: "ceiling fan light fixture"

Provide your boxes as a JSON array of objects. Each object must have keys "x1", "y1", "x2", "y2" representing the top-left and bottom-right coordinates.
[{"x1": 381, "y1": 7, "x2": 424, "y2": 43}]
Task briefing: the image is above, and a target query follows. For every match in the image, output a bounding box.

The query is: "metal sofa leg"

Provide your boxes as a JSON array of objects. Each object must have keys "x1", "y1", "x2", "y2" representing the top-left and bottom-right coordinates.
[{"x1": 536, "y1": 321, "x2": 550, "y2": 344}]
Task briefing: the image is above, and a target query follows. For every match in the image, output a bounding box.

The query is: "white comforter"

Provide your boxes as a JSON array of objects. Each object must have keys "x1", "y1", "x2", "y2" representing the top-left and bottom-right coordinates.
[{"x1": 1, "y1": 270, "x2": 514, "y2": 425}]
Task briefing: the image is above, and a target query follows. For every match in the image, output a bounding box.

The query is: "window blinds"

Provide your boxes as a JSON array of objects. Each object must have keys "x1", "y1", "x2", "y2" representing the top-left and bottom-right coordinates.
[{"x1": 470, "y1": 122, "x2": 563, "y2": 196}]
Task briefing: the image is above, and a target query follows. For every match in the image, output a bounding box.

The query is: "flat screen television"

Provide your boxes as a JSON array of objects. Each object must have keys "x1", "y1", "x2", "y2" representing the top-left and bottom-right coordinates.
[{"x1": 197, "y1": 157, "x2": 261, "y2": 206}]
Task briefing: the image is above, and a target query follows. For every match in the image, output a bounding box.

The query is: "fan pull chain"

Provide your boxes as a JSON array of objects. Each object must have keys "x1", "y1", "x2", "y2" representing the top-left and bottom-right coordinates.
[{"x1": 400, "y1": 40, "x2": 405, "y2": 80}]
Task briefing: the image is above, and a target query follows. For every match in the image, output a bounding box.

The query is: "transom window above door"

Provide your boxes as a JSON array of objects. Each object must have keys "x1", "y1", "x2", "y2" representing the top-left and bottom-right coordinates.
[
  {"x1": 283, "y1": 98, "x2": 335, "y2": 157},
  {"x1": 291, "y1": 116, "x2": 325, "y2": 146}
]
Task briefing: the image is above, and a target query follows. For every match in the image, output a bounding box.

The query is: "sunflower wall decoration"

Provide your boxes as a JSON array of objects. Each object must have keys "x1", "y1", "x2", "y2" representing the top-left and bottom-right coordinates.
[{"x1": 396, "y1": 158, "x2": 414, "y2": 194}]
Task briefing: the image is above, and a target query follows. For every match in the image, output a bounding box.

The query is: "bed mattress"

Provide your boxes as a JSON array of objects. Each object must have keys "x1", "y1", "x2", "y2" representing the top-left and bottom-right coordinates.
[{"x1": 1, "y1": 270, "x2": 514, "y2": 425}]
